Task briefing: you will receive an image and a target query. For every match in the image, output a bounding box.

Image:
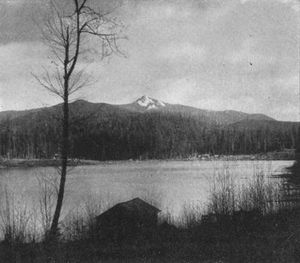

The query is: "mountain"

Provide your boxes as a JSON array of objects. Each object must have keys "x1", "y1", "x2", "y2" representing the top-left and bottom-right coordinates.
[
  {"x1": 0, "y1": 95, "x2": 274, "y2": 125},
  {"x1": 0, "y1": 96, "x2": 298, "y2": 160},
  {"x1": 120, "y1": 96, "x2": 167, "y2": 112},
  {"x1": 118, "y1": 95, "x2": 274, "y2": 125}
]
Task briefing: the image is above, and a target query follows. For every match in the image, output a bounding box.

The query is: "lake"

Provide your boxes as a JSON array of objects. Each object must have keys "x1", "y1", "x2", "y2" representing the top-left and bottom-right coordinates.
[{"x1": 0, "y1": 160, "x2": 293, "y2": 224}]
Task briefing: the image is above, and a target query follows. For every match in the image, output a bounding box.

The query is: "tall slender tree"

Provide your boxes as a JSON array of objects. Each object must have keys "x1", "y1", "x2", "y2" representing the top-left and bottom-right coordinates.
[{"x1": 33, "y1": 0, "x2": 123, "y2": 238}]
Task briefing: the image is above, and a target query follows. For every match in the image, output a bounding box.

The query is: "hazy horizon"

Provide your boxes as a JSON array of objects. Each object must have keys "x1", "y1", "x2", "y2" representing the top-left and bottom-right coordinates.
[{"x1": 0, "y1": 0, "x2": 299, "y2": 121}]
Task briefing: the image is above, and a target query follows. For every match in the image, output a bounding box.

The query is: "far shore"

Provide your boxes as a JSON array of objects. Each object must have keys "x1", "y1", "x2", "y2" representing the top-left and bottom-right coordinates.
[
  {"x1": 0, "y1": 158, "x2": 102, "y2": 168},
  {"x1": 0, "y1": 154, "x2": 295, "y2": 168}
]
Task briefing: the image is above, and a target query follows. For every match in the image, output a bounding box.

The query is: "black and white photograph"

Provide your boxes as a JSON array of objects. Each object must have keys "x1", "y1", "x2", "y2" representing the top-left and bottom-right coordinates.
[{"x1": 0, "y1": 0, "x2": 299, "y2": 262}]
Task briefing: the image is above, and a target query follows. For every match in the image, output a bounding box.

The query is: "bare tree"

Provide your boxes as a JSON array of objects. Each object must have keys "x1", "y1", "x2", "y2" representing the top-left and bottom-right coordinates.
[{"x1": 33, "y1": 0, "x2": 123, "y2": 239}]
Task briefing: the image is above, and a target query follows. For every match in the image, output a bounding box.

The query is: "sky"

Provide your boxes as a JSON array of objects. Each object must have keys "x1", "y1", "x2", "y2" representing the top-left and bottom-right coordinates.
[{"x1": 0, "y1": 0, "x2": 299, "y2": 121}]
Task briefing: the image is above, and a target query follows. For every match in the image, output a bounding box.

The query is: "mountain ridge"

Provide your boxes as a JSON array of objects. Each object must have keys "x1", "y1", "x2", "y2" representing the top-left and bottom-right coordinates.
[
  {"x1": 118, "y1": 95, "x2": 276, "y2": 125},
  {"x1": 0, "y1": 96, "x2": 276, "y2": 126}
]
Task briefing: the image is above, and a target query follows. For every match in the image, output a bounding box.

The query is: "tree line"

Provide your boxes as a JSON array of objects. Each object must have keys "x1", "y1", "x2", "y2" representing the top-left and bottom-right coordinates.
[{"x1": 0, "y1": 111, "x2": 298, "y2": 160}]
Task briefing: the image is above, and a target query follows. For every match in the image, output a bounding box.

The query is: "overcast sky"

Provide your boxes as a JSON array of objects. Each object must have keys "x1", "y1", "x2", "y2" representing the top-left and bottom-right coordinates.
[{"x1": 0, "y1": 0, "x2": 299, "y2": 121}]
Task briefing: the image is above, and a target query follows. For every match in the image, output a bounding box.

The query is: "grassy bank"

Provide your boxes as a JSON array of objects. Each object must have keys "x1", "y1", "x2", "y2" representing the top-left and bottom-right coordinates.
[
  {"x1": 0, "y1": 167, "x2": 299, "y2": 262},
  {"x1": 1, "y1": 210, "x2": 299, "y2": 263}
]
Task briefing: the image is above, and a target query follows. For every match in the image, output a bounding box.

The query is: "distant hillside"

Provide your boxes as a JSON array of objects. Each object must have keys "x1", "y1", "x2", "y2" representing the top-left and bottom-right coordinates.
[
  {"x1": 0, "y1": 96, "x2": 275, "y2": 125},
  {"x1": 118, "y1": 96, "x2": 274, "y2": 125},
  {"x1": 0, "y1": 96, "x2": 298, "y2": 160}
]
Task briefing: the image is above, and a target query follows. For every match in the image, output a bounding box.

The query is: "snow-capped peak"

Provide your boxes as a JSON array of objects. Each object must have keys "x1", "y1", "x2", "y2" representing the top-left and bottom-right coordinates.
[
  {"x1": 136, "y1": 96, "x2": 166, "y2": 110},
  {"x1": 137, "y1": 96, "x2": 154, "y2": 107}
]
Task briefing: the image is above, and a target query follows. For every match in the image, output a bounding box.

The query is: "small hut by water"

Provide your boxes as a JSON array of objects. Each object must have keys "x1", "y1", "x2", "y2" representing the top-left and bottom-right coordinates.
[{"x1": 95, "y1": 198, "x2": 161, "y2": 242}]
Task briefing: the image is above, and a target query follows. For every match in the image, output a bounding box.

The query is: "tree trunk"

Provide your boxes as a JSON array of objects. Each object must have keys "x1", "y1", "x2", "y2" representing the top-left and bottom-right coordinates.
[{"x1": 49, "y1": 90, "x2": 69, "y2": 238}]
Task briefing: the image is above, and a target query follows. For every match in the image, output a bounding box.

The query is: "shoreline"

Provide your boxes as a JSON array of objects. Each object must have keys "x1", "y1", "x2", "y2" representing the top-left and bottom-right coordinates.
[
  {"x1": 0, "y1": 158, "x2": 102, "y2": 168},
  {"x1": 0, "y1": 156, "x2": 295, "y2": 168}
]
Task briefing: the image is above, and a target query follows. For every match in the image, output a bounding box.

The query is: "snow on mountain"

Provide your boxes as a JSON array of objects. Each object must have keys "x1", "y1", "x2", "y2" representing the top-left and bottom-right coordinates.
[
  {"x1": 137, "y1": 96, "x2": 154, "y2": 107},
  {"x1": 136, "y1": 96, "x2": 166, "y2": 110},
  {"x1": 156, "y1": 100, "x2": 166, "y2": 107}
]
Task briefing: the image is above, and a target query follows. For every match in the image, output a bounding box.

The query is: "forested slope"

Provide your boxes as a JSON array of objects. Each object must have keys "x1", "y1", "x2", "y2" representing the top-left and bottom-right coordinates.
[{"x1": 0, "y1": 98, "x2": 298, "y2": 160}]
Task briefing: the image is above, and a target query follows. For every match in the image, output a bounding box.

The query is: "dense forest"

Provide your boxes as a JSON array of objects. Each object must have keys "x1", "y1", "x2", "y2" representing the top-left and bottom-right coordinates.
[{"x1": 0, "y1": 100, "x2": 298, "y2": 160}]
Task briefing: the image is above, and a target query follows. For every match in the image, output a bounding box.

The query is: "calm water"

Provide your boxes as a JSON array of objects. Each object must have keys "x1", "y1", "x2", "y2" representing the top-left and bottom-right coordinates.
[{"x1": 0, "y1": 160, "x2": 293, "y2": 220}]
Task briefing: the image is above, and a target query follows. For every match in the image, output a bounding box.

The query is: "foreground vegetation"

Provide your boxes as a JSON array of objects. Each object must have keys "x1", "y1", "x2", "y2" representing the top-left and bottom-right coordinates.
[{"x1": 0, "y1": 167, "x2": 299, "y2": 262}]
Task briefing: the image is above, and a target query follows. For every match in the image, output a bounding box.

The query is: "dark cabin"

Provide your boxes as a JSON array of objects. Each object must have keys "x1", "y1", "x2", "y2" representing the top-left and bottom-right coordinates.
[{"x1": 95, "y1": 198, "x2": 160, "y2": 243}]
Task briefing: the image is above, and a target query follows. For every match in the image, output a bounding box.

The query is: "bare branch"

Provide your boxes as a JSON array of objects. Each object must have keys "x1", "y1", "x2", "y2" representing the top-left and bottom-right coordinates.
[
  {"x1": 69, "y1": 71, "x2": 94, "y2": 95},
  {"x1": 32, "y1": 72, "x2": 64, "y2": 99},
  {"x1": 78, "y1": 0, "x2": 88, "y2": 12}
]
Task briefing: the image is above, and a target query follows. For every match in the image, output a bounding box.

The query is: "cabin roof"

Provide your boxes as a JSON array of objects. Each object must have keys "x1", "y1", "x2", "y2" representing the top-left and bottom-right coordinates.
[
  {"x1": 117, "y1": 198, "x2": 161, "y2": 213},
  {"x1": 96, "y1": 198, "x2": 160, "y2": 221}
]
